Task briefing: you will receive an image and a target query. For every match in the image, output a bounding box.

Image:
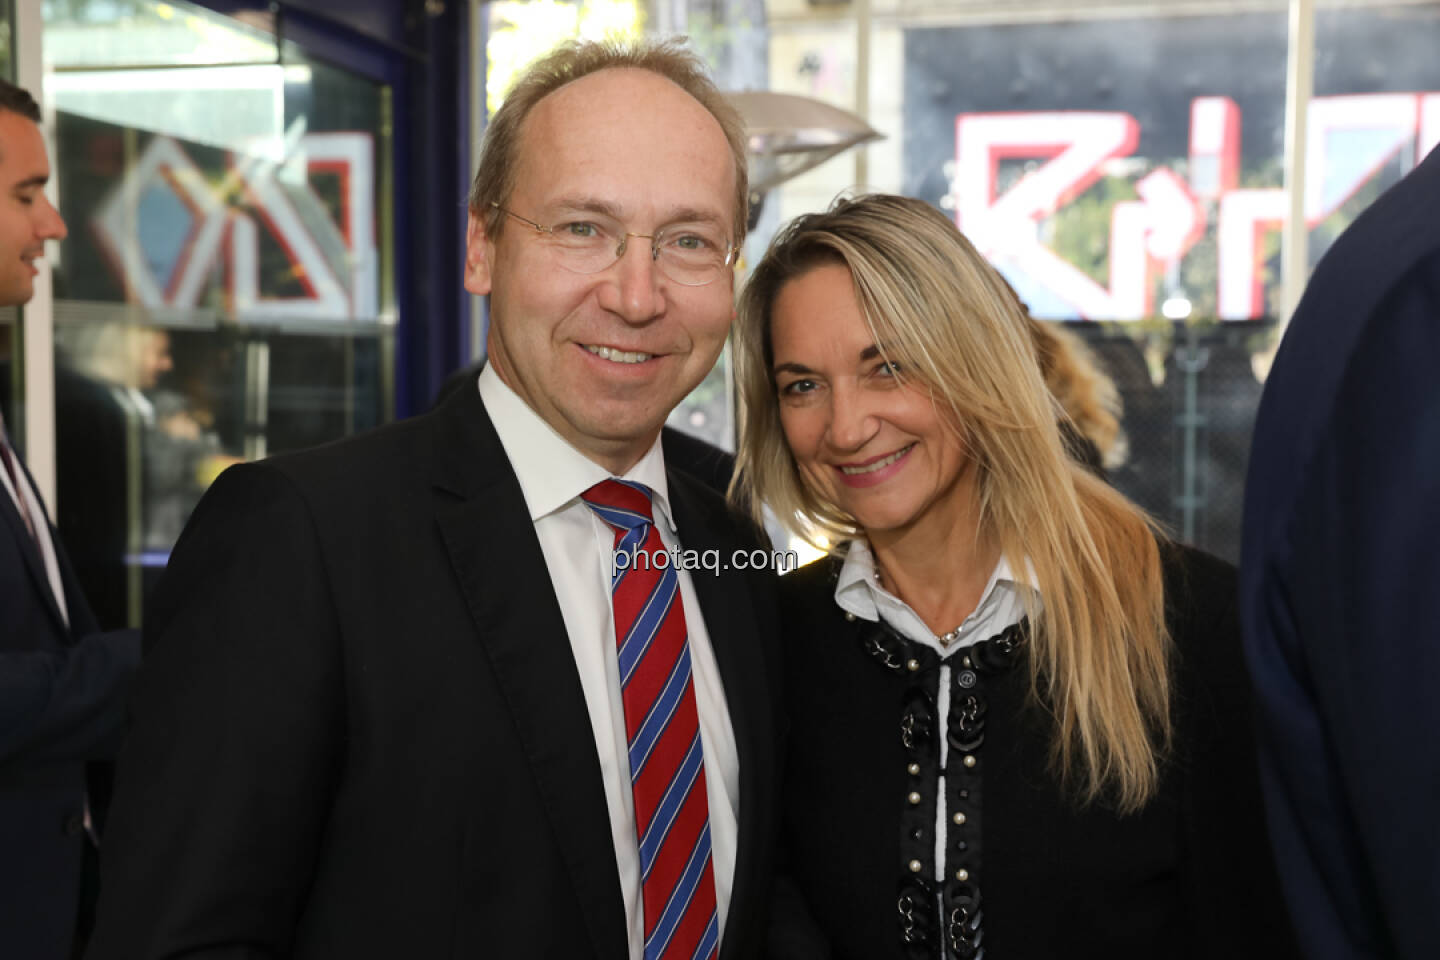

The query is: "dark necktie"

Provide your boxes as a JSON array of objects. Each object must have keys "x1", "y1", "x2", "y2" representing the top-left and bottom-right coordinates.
[
  {"x1": 0, "y1": 425, "x2": 38, "y2": 544},
  {"x1": 581, "y1": 478, "x2": 720, "y2": 960}
]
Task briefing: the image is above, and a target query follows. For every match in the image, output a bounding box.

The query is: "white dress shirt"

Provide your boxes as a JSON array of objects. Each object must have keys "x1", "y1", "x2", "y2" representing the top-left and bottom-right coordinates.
[
  {"x1": 477, "y1": 366, "x2": 739, "y2": 959},
  {"x1": 0, "y1": 416, "x2": 70, "y2": 625},
  {"x1": 833, "y1": 538, "x2": 1037, "y2": 882},
  {"x1": 833, "y1": 538, "x2": 1032, "y2": 656}
]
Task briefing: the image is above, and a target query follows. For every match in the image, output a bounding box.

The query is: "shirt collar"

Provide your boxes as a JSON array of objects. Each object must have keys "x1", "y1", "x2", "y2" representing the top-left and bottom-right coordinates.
[
  {"x1": 833, "y1": 537, "x2": 1039, "y2": 650},
  {"x1": 477, "y1": 363, "x2": 675, "y2": 531}
]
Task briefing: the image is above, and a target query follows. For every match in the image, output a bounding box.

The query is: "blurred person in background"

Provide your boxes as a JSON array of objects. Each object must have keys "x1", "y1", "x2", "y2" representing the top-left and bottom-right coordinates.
[
  {"x1": 994, "y1": 275, "x2": 1125, "y2": 478},
  {"x1": 1019, "y1": 298, "x2": 1126, "y2": 478},
  {"x1": 55, "y1": 322, "x2": 234, "y2": 627},
  {"x1": 733, "y1": 193, "x2": 1296, "y2": 959},
  {"x1": 0, "y1": 77, "x2": 140, "y2": 960}
]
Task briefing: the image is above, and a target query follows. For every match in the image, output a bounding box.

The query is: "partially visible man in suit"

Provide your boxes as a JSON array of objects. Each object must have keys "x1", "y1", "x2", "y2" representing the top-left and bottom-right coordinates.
[
  {"x1": 0, "y1": 78, "x2": 141, "y2": 960},
  {"x1": 89, "y1": 39, "x2": 781, "y2": 960},
  {"x1": 1241, "y1": 143, "x2": 1440, "y2": 960}
]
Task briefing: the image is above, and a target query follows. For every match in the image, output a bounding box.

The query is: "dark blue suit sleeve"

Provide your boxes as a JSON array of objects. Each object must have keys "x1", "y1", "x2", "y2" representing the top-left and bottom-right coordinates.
[
  {"x1": 0, "y1": 628, "x2": 140, "y2": 767},
  {"x1": 1255, "y1": 266, "x2": 1440, "y2": 960}
]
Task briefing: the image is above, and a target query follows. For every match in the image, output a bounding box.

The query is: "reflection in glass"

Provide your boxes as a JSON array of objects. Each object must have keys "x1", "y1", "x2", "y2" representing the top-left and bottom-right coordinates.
[
  {"x1": 1310, "y1": 2, "x2": 1440, "y2": 266},
  {"x1": 44, "y1": 0, "x2": 394, "y2": 627},
  {"x1": 54, "y1": 320, "x2": 235, "y2": 627},
  {"x1": 42, "y1": 0, "x2": 277, "y2": 69},
  {"x1": 898, "y1": 10, "x2": 1291, "y2": 323}
]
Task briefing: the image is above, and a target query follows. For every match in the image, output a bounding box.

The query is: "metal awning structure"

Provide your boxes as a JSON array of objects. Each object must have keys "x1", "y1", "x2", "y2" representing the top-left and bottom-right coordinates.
[{"x1": 725, "y1": 91, "x2": 883, "y2": 197}]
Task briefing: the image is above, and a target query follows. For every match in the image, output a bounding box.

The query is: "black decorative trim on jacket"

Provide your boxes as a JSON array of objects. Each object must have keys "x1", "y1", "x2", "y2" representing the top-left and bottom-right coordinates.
[
  {"x1": 859, "y1": 616, "x2": 1027, "y2": 959},
  {"x1": 767, "y1": 541, "x2": 1299, "y2": 960}
]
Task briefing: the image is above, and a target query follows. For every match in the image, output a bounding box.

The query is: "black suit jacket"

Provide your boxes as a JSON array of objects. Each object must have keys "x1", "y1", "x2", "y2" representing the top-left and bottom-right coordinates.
[
  {"x1": 87, "y1": 384, "x2": 782, "y2": 959},
  {"x1": 1240, "y1": 143, "x2": 1440, "y2": 960},
  {"x1": 770, "y1": 542, "x2": 1296, "y2": 959},
  {"x1": 1, "y1": 447, "x2": 139, "y2": 960}
]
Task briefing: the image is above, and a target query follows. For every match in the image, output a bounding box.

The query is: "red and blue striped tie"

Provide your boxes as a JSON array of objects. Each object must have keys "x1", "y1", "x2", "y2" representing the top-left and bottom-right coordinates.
[{"x1": 582, "y1": 478, "x2": 720, "y2": 960}]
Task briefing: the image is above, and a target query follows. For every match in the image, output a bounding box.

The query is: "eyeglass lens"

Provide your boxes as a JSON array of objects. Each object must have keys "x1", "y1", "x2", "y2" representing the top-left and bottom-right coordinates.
[{"x1": 532, "y1": 214, "x2": 733, "y2": 286}]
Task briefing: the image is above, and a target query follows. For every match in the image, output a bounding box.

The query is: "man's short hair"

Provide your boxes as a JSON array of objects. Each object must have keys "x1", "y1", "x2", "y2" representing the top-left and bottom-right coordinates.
[
  {"x1": 467, "y1": 38, "x2": 749, "y2": 246},
  {"x1": 0, "y1": 79, "x2": 42, "y2": 124}
]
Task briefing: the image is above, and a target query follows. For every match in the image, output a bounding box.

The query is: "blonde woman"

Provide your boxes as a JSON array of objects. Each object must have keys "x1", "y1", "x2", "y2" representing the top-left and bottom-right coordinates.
[{"x1": 733, "y1": 195, "x2": 1295, "y2": 960}]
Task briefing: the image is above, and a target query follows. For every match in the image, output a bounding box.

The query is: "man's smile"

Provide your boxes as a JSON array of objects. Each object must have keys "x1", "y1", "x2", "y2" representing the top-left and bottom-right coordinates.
[{"x1": 584, "y1": 344, "x2": 655, "y2": 364}]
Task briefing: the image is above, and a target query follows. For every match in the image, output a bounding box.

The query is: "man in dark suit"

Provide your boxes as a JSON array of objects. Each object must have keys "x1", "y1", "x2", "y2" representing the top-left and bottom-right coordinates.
[
  {"x1": 1240, "y1": 143, "x2": 1440, "y2": 959},
  {"x1": 88, "y1": 39, "x2": 781, "y2": 960},
  {"x1": 0, "y1": 79, "x2": 141, "y2": 960}
]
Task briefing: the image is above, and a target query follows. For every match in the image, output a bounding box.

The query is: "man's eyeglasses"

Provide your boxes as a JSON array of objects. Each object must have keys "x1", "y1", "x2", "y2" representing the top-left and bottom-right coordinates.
[{"x1": 491, "y1": 203, "x2": 737, "y2": 287}]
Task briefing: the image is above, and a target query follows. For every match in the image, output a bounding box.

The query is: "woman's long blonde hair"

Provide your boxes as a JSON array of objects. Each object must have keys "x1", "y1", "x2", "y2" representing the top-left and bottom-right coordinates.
[{"x1": 732, "y1": 194, "x2": 1170, "y2": 812}]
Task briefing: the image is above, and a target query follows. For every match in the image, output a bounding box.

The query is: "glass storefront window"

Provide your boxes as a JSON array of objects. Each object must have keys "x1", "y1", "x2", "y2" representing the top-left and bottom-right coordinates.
[
  {"x1": 494, "y1": 1, "x2": 1440, "y2": 559},
  {"x1": 890, "y1": 6, "x2": 1293, "y2": 560},
  {"x1": 485, "y1": 0, "x2": 642, "y2": 116},
  {"x1": 763, "y1": 16, "x2": 861, "y2": 228},
  {"x1": 1311, "y1": 2, "x2": 1440, "y2": 265},
  {"x1": 748, "y1": 0, "x2": 1439, "y2": 562},
  {"x1": 44, "y1": 0, "x2": 395, "y2": 627},
  {"x1": 41, "y1": 0, "x2": 277, "y2": 69}
]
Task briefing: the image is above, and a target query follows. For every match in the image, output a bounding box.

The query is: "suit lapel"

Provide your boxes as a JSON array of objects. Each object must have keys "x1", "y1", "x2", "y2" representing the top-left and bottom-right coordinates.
[
  {"x1": 430, "y1": 387, "x2": 629, "y2": 960},
  {"x1": 667, "y1": 476, "x2": 777, "y2": 960}
]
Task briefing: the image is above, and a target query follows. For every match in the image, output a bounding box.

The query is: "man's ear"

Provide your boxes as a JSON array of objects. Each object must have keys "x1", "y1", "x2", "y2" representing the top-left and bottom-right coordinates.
[{"x1": 463, "y1": 211, "x2": 493, "y2": 296}]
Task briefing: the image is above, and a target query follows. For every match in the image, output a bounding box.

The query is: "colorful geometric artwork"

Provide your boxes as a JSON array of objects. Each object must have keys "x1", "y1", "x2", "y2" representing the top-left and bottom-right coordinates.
[
  {"x1": 953, "y1": 93, "x2": 1439, "y2": 321},
  {"x1": 87, "y1": 129, "x2": 376, "y2": 323}
]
